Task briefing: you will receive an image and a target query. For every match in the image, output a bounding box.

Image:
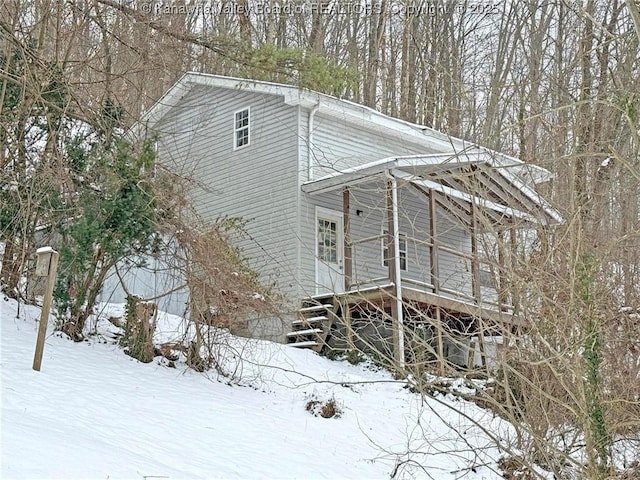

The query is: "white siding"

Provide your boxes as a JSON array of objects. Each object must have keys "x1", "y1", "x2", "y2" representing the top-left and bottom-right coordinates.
[
  {"x1": 310, "y1": 112, "x2": 442, "y2": 179},
  {"x1": 299, "y1": 180, "x2": 476, "y2": 299},
  {"x1": 99, "y1": 253, "x2": 190, "y2": 317},
  {"x1": 297, "y1": 110, "x2": 481, "y2": 300},
  {"x1": 153, "y1": 86, "x2": 300, "y2": 304},
  {"x1": 300, "y1": 111, "x2": 437, "y2": 296}
]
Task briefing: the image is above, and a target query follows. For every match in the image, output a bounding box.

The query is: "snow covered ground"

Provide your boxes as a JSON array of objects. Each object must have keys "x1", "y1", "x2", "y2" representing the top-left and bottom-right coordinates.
[{"x1": 1, "y1": 297, "x2": 520, "y2": 479}]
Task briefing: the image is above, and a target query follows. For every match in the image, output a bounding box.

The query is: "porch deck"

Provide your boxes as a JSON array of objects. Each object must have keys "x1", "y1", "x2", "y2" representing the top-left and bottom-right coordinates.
[
  {"x1": 286, "y1": 280, "x2": 524, "y2": 373},
  {"x1": 326, "y1": 283, "x2": 523, "y2": 327}
]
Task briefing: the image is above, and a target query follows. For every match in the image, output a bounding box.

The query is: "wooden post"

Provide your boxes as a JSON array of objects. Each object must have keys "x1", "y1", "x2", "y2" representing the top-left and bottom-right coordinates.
[
  {"x1": 386, "y1": 182, "x2": 396, "y2": 286},
  {"x1": 467, "y1": 340, "x2": 476, "y2": 370},
  {"x1": 344, "y1": 299, "x2": 355, "y2": 351},
  {"x1": 386, "y1": 180, "x2": 399, "y2": 366},
  {"x1": 33, "y1": 247, "x2": 59, "y2": 372},
  {"x1": 386, "y1": 176, "x2": 405, "y2": 370},
  {"x1": 435, "y1": 306, "x2": 445, "y2": 375},
  {"x1": 509, "y1": 227, "x2": 520, "y2": 314},
  {"x1": 497, "y1": 230, "x2": 507, "y2": 312},
  {"x1": 343, "y1": 187, "x2": 352, "y2": 290},
  {"x1": 477, "y1": 326, "x2": 487, "y2": 370},
  {"x1": 470, "y1": 202, "x2": 481, "y2": 303},
  {"x1": 429, "y1": 189, "x2": 439, "y2": 294}
]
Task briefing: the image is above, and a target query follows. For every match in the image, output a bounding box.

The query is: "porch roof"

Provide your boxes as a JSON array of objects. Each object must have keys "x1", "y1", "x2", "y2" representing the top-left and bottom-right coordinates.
[{"x1": 301, "y1": 152, "x2": 563, "y2": 227}]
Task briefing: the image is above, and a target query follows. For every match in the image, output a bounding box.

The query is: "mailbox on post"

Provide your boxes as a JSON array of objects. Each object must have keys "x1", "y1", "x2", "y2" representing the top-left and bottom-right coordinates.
[
  {"x1": 33, "y1": 246, "x2": 59, "y2": 371},
  {"x1": 35, "y1": 246, "x2": 56, "y2": 277}
]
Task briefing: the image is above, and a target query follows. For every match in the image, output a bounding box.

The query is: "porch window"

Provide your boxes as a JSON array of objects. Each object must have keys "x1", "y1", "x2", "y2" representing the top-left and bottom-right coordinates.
[
  {"x1": 382, "y1": 231, "x2": 407, "y2": 271},
  {"x1": 478, "y1": 267, "x2": 496, "y2": 288},
  {"x1": 234, "y1": 107, "x2": 250, "y2": 149},
  {"x1": 318, "y1": 219, "x2": 338, "y2": 263}
]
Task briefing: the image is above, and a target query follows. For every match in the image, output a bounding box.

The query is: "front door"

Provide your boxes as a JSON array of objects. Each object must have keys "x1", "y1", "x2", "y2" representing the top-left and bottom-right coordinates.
[{"x1": 315, "y1": 207, "x2": 344, "y2": 295}]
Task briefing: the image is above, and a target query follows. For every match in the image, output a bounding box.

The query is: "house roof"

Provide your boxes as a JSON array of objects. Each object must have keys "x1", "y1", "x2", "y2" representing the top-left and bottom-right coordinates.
[
  {"x1": 302, "y1": 153, "x2": 563, "y2": 227},
  {"x1": 136, "y1": 72, "x2": 553, "y2": 185},
  {"x1": 137, "y1": 73, "x2": 560, "y2": 226},
  {"x1": 137, "y1": 72, "x2": 460, "y2": 151}
]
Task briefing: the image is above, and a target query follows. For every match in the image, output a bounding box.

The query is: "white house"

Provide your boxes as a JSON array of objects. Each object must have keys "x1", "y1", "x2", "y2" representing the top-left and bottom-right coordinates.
[{"x1": 102, "y1": 73, "x2": 561, "y2": 367}]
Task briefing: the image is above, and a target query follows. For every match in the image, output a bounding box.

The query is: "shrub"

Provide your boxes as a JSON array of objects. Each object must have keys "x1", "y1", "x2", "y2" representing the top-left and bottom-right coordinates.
[{"x1": 120, "y1": 295, "x2": 156, "y2": 363}]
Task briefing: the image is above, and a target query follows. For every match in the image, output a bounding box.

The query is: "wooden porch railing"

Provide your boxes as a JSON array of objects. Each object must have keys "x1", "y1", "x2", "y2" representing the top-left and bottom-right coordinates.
[{"x1": 346, "y1": 233, "x2": 512, "y2": 313}]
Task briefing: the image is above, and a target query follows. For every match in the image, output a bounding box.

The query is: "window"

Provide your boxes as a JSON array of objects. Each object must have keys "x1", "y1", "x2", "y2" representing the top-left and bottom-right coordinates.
[
  {"x1": 234, "y1": 108, "x2": 250, "y2": 149},
  {"x1": 382, "y1": 230, "x2": 407, "y2": 271},
  {"x1": 318, "y1": 219, "x2": 337, "y2": 263},
  {"x1": 478, "y1": 267, "x2": 496, "y2": 288}
]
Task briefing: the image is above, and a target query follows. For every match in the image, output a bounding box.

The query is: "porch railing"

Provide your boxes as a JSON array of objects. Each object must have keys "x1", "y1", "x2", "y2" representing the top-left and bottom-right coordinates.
[{"x1": 347, "y1": 234, "x2": 512, "y2": 312}]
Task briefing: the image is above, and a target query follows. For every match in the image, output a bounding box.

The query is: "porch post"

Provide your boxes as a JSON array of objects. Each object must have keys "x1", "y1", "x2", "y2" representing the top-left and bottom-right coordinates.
[
  {"x1": 429, "y1": 189, "x2": 439, "y2": 294},
  {"x1": 497, "y1": 230, "x2": 507, "y2": 313},
  {"x1": 386, "y1": 175, "x2": 405, "y2": 370},
  {"x1": 343, "y1": 188, "x2": 355, "y2": 351},
  {"x1": 509, "y1": 227, "x2": 520, "y2": 316},
  {"x1": 470, "y1": 202, "x2": 481, "y2": 302},
  {"x1": 471, "y1": 202, "x2": 487, "y2": 372},
  {"x1": 343, "y1": 187, "x2": 352, "y2": 290},
  {"x1": 435, "y1": 306, "x2": 445, "y2": 375}
]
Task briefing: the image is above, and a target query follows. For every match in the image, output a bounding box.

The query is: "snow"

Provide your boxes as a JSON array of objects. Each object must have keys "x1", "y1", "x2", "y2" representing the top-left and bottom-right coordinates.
[
  {"x1": 1, "y1": 297, "x2": 524, "y2": 479},
  {"x1": 35, "y1": 246, "x2": 56, "y2": 254}
]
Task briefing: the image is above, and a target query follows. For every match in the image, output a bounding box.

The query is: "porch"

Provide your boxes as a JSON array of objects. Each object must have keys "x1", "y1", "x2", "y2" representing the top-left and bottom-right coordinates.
[
  {"x1": 288, "y1": 152, "x2": 561, "y2": 371},
  {"x1": 288, "y1": 284, "x2": 524, "y2": 372}
]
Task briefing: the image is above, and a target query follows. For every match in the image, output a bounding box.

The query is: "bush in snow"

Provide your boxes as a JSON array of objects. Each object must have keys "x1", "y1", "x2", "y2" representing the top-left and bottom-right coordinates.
[{"x1": 120, "y1": 295, "x2": 157, "y2": 363}]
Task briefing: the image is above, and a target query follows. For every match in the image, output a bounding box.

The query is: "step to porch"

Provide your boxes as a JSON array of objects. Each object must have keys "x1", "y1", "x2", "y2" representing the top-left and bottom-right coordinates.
[
  {"x1": 299, "y1": 304, "x2": 334, "y2": 313},
  {"x1": 287, "y1": 328, "x2": 323, "y2": 337},
  {"x1": 286, "y1": 297, "x2": 338, "y2": 352},
  {"x1": 287, "y1": 340, "x2": 319, "y2": 348},
  {"x1": 292, "y1": 315, "x2": 327, "y2": 326}
]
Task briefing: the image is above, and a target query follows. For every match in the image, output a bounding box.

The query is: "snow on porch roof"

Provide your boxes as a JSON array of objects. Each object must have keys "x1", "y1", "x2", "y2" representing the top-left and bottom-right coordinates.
[{"x1": 302, "y1": 152, "x2": 563, "y2": 226}]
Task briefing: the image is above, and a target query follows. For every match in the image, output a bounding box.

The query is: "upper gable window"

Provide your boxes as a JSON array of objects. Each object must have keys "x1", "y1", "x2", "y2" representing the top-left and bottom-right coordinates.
[{"x1": 234, "y1": 107, "x2": 250, "y2": 149}]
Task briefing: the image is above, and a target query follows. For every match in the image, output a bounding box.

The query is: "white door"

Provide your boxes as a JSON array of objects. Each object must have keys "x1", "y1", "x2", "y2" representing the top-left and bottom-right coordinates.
[{"x1": 315, "y1": 207, "x2": 344, "y2": 295}]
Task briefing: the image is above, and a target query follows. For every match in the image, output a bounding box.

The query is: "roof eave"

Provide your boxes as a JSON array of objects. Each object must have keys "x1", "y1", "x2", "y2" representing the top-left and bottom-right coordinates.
[
  {"x1": 302, "y1": 155, "x2": 563, "y2": 226},
  {"x1": 302, "y1": 152, "x2": 492, "y2": 195}
]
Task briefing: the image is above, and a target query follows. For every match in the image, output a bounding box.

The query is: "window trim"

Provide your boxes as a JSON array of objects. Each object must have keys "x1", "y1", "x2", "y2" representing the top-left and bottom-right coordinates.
[
  {"x1": 382, "y1": 229, "x2": 408, "y2": 272},
  {"x1": 233, "y1": 107, "x2": 250, "y2": 150}
]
